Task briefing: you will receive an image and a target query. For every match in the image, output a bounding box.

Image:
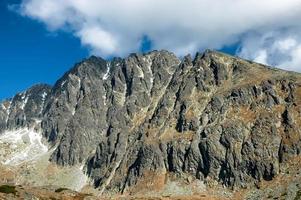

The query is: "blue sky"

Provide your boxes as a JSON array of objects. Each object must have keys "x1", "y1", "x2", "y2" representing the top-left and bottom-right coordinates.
[
  {"x1": 0, "y1": 0, "x2": 235, "y2": 100},
  {"x1": 1, "y1": 0, "x2": 301, "y2": 100},
  {"x1": 0, "y1": 0, "x2": 89, "y2": 100}
]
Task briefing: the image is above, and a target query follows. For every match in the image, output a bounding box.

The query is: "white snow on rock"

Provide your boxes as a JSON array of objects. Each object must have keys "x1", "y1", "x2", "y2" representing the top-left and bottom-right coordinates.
[
  {"x1": 0, "y1": 128, "x2": 48, "y2": 165},
  {"x1": 136, "y1": 64, "x2": 144, "y2": 78},
  {"x1": 102, "y1": 94, "x2": 107, "y2": 106},
  {"x1": 20, "y1": 95, "x2": 29, "y2": 110},
  {"x1": 103, "y1": 62, "x2": 111, "y2": 80},
  {"x1": 39, "y1": 92, "x2": 47, "y2": 114},
  {"x1": 61, "y1": 80, "x2": 67, "y2": 87},
  {"x1": 5, "y1": 101, "x2": 11, "y2": 124},
  {"x1": 145, "y1": 56, "x2": 154, "y2": 90},
  {"x1": 71, "y1": 76, "x2": 81, "y2": 116}
]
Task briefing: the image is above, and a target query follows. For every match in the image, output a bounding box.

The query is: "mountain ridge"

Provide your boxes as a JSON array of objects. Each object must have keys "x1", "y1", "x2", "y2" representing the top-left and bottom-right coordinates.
[
  {"x1": 1, "y1": 49, "x2": 299, "y2": 103},
  {"x1": 1, "y1": 49, "x2": 301, "y2": 199}
]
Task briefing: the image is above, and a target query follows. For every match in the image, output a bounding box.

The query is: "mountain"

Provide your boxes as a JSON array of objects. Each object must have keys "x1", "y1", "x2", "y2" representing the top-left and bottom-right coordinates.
[{"x1": 1, "y1": 50, "x2": 301, "y2": 199}]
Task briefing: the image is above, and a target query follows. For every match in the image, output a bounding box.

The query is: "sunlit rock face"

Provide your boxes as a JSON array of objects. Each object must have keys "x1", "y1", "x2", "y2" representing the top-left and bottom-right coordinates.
[{"x1": 1, "y1": 50, "x2": 301, "y2": 195}]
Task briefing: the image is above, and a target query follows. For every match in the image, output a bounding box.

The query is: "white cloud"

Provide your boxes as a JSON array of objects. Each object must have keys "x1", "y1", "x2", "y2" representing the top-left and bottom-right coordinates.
[
  {"x1": 237, "y1": 29, "x2": 301, "y2": 72},
  {"x1": 77, "y1": 26, "x2": 118, "y2": 56},
  {"x1": 254, "y1": 50, "x2": 268, "y2": 65},
  {"x1": 17, "y1": 0, "x2": 301, "y2": 71}
]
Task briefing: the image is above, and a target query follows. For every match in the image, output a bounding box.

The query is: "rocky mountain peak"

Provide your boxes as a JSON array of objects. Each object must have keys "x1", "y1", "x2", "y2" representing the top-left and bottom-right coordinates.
[
  {"x1": 1, "y1": 50, "x2": 301, "y2": 197},
  {"x1": 0, "y1": 84, "x2": 51, "y2": 133}
]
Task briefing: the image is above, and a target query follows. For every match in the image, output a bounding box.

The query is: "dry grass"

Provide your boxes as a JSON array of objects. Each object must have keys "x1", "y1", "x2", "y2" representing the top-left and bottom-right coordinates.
[
  {"x1": 128, "y1": 171, "x2": 167, "y2": 195},
  {"x1": 159, "y1": 128, "x2": 194, "y2": 142},
  {"x1": 0, "y1": 165, "x2": 15, "y2": 184},
  {"x1": 294, "y1": 84, "x2": 301, "y2": 105},
  {"x1": 226, "y1": 106, "x2": 256, "y2": 124},
  {"x1": 184, "y1": 107, "x2": 196, "y2": 121}
]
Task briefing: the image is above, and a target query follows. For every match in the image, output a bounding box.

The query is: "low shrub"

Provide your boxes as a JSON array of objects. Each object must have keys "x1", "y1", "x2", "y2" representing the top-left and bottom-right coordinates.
[
  {"x1": 55, "y1": 188, "x2": 69, "y2": 193},
  {"x1": 0, "y1": 185, "x2": 17, "y2": 195}
]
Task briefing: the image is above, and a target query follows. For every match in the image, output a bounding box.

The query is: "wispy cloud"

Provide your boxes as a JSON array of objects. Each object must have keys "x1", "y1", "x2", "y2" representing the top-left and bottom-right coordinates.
[{"x1": 15, "y1": 0, "x2": 301, "y2": 71}]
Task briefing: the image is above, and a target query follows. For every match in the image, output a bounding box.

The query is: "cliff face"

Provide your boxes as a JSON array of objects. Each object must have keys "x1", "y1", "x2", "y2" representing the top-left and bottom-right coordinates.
[
  {"x1": 0, "y1": 84, "x2": 51, "y2": 132},
  {"x1": 1, "y1": 50, "x2": 301, "y2": 194}
]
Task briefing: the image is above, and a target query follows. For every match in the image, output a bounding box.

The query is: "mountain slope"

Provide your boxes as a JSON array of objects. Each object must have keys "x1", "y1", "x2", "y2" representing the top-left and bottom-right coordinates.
[{"x1": 1, "y1": 50, "x2": 301, "y2": 198}]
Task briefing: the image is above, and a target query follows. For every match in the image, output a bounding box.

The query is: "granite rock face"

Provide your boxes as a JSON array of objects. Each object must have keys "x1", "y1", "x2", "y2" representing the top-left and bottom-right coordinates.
[
  {"x1": 0, "y1": 84, "x2": 51, "y2": 132},
  {"x1": 1, "y1": 50, "x2": 301, "y2": 193}
]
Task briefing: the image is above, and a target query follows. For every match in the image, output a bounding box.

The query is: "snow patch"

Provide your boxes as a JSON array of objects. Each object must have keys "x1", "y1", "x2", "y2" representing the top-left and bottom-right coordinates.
[
  {"x1": 0, "y1": 128, "x2": 48, "y2": 166},
  {"x1": 39, "y1": 92, "x2": 47, "y2": 114},
  {"x1": 102, "y1": 94, "x2": 107, "y2": 106},
  {"x1": 34, "y1": 119, "x2": 42, "y2": 124},
  {"x1": 136, "y1": 64, "x2": 144, "y2": 78},
  {"x1": 71, "y1": 76, "x2": 81, "y2": 116},
  {"x1": 103, "y1": 62, "x2": 111, "y2": 80},
  {"x1": 76, "y1": 77, "x2": 81, "y2": 89},
  {"x1": 146, "y1": 56, "x2": 153, "y2": 90},
  {"x1": 41, "y1": 92, "x2": 47, "y2": 99},
  {"x1": 20, "y1": 94, "x2": 29, "y2": 110},
  {"x1": 21, "y1": 93, "x2": 26, "y2": 100},
  {"x1": 5, "y1": 101, "x2": 11, "y2": 124},
  {"x1": 61, "y1": 80, "x2": 67, "y2": 87}
]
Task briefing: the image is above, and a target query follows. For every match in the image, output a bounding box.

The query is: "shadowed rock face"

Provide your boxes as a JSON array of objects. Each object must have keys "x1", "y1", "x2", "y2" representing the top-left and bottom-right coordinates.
[{"x1": 1, "y1": 50, "x2": 301, "y2": 193}]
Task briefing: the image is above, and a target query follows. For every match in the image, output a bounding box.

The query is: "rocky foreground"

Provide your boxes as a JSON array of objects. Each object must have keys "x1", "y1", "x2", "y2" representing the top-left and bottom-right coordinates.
[{"x1": 1, "y1": 50, "x2": 301, "y2": 199}]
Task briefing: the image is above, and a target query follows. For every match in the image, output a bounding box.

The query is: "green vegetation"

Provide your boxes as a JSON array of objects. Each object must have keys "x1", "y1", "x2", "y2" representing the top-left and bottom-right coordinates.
[
  {"x1": 0, "y1": 185, "x2": 17, "y2": 195},
  {"x1": 55, "y1": 188, "x2": 69, "y2": 193}
]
